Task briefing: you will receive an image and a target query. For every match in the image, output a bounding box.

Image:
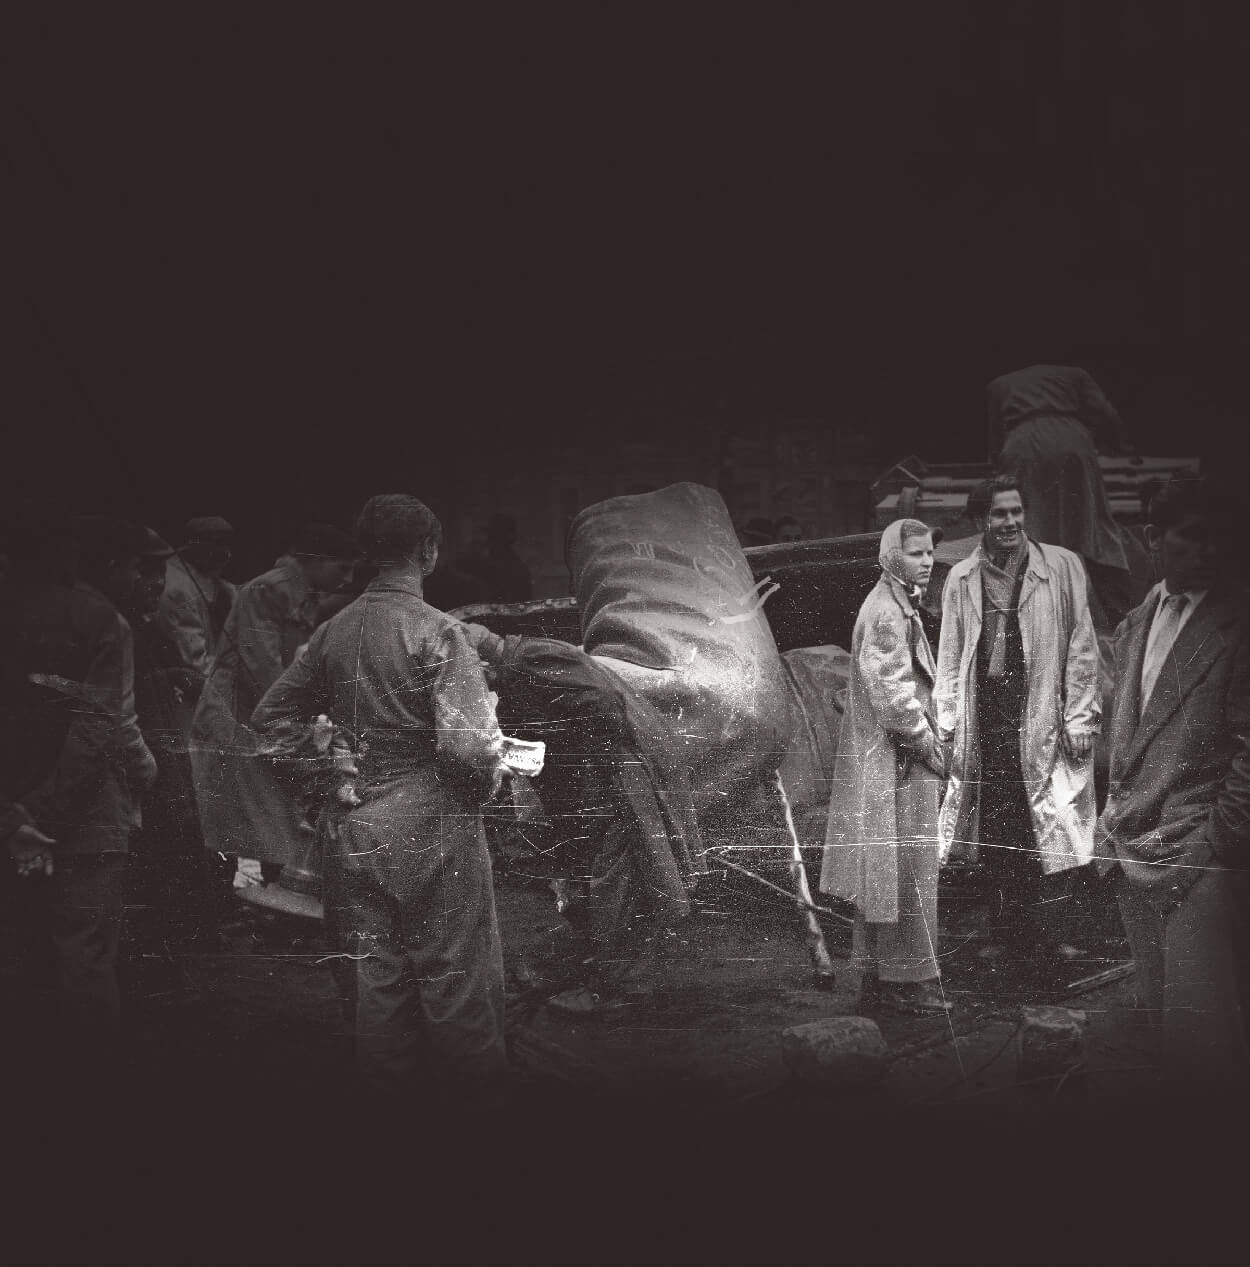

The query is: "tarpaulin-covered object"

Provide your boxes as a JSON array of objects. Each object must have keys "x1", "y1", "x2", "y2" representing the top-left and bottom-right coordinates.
[
  {"x1": 568, "y1": 483, "x2": 795, "y2": 833},
  {"x1": 467, "y1": 631, "x2": 705, "y2": 965},
  {"x1": 778, "y1": 645, "x2": 852, "y2": 853}
]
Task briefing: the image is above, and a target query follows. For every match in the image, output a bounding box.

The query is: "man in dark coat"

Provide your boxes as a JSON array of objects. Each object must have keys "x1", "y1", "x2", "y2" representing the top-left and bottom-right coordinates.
[
  {"x1": 0, "y1": 515, "x2": 158, "y2": 1076},
  {"x1": 118, "y1": 526, "x2": 231, "y2": 951},
  {"x1": 1096, "y1": 477, "x2": 1250, "y2": 1099},
  {"x1": 462, "y1": 627, "x2": 705, "y2": 1012}
]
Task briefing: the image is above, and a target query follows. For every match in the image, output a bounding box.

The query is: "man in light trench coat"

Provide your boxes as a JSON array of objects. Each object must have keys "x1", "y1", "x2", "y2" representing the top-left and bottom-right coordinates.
[
  {"x1": 189, "y1": 523, "x2": 359, "y2": 883},
  {"x1": 935, "y1": 474, "x2": 1101, "y2": 986}
]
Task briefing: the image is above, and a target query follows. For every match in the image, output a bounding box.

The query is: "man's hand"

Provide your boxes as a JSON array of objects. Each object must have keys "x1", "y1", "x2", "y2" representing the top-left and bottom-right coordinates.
[
  {"x1": 334, "y1": 776, "x2": 363, "y2": 808},
  {"x1": 487, "y1": 761, "x2": 508, "y2": 803},
  {"x1": 169, "y1": 668, "x2": 204, "y2": 701},
  {"x1": 134, "y1": 748, "x2": 159, "y2": 790},
  {"x1": 1062, "y1": 729, "x2": 1095, "y2": 761},
  {"x1": 9, "y1": 825, "x2": 56, "y2": 878}
]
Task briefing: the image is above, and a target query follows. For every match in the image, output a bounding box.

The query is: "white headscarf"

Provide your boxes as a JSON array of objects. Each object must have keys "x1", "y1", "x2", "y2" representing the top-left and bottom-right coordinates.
[{"x1": 879, "y1": 518, "x2": 932, "y2": 601}]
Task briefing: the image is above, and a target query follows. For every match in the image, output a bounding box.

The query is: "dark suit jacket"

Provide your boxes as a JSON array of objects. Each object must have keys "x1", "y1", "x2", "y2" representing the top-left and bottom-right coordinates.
[{"x1": 1096, "y1": 583, "x2": 1250, "y2": 908}]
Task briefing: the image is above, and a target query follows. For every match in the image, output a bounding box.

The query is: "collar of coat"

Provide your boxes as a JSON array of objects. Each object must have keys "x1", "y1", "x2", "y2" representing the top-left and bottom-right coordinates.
[
  {"x1": 1109, "y1": 582, "x2": 1248, "y2": 777},
  {"x1": 364, "y1": 572, "x2": 427, "y2": 601},
  {"x1": 881, "y1": 573, "x2": 937, "y2": 683},
  {"x1": 952, "y1": 537, "x2": 1053, "y2": 625}
]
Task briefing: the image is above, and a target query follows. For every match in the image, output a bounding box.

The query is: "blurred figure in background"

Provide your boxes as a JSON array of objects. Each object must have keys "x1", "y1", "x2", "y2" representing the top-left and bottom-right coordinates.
[
  {"x1": 190, "y1": 523, "x2": 360, "y2": 886},
  {"x1": 119, "y1": 526, "x2": 230, "y2": 955},
  {"x1": 157, "y1": 516, "x2": 238, "y2": 682},
  {"x1": 987, "y1": 364, "x2": 1151, "y2": 630},
  {"x1": 455, "y1": 514, "x2": 533, "y2": 603},
  {"x1": 739, "y1": 517, "x2": 775, "y2": 548},
  {"x1": 774, "y1": 516, "x2": 804, "y2": 544},
  {"x1": 0, "y1": 514, "x2": 157, "y2": 1080}
]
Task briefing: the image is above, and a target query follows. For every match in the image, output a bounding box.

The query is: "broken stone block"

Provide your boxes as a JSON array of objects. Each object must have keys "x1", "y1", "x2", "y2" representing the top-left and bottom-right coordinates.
[
  {"x1": 1017, "y1": 1006, "x2": 1086, "y2": 1084},
  {"x1": 781, "y1": 1016, "x2": 888, "y2": 1088}
]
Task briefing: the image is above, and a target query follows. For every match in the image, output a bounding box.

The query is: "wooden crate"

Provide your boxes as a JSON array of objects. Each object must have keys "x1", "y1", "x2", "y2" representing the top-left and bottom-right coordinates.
[{"x1": 873, "y1": 455, "x2": 1200, "y2": 531}]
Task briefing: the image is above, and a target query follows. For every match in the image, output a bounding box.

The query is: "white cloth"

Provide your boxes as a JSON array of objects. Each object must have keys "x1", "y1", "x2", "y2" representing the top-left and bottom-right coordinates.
[{"x1": 1139, "y1": 583, "x2": 1207, "y2": 711}]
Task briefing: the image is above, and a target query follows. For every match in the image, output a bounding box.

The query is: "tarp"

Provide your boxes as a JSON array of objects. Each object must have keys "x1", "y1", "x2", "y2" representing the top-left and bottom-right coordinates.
[{"x1": 569, "y1": 482, "x2": 794, "y2": 834}]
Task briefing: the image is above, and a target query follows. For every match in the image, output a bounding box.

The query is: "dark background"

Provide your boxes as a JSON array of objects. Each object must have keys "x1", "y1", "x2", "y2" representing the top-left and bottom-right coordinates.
[{"x1": 8, "y1": 4, "x2": 1249, "y2": 579}]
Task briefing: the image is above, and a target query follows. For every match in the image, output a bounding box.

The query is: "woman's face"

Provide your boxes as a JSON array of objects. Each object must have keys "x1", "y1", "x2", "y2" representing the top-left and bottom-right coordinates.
[{"x1": 897, "y1": 532, "x2": 934, "y2": 589}]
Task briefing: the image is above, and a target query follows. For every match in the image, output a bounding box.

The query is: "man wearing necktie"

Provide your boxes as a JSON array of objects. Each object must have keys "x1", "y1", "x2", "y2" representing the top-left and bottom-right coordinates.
[{"x1": 1096, "y1": 477, "x2": 1250, "y2": 1100}]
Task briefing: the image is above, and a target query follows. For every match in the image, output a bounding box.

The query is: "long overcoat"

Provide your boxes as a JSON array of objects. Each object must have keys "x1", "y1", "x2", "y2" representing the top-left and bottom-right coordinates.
[
  {"x1": 189, "y1": 561, "x2": 319, "y2": 865},
  {"x1": 934, "y1": 539, "x2": 1101, "y2": 873},
  {"x1": 819, "y1": 574, "x2": 941, "y2": 924}
]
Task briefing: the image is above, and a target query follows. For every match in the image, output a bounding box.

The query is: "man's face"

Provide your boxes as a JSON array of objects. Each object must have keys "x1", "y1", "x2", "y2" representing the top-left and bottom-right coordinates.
[
  {"x1": 982, "y1": 490, "x2": 1025, "y2": 553},
  {"x1": 1149, "y1": 511, "x2": 1217, "y2": 593},
  {"x1": 303, "y1": 556, "x2": 356, "y2": 594},
  {"x1": 186, "y1": 544, "x2": 232, "y2": 576},
  {"x1": 100, "y1": 555, "x2": 144, "y2": 609},
  {"x1": 132, "y1": 555, "x2": 168, "y2": 615},
  {"x1": 898, "y1": 532, "x2": 934, "y2": 589}
]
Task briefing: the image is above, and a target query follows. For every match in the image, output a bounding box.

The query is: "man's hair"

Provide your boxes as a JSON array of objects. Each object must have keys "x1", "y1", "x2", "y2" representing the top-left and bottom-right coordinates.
[
  {"x1": 1146, "y1": 476, "x2": 1219, "y2": 533},
  {"x1": 353, "y1": 495, "x2": 443, "y2": 566},
  {"x1": 967, "y1": 474, "x2": 1026, "y2": 523}
]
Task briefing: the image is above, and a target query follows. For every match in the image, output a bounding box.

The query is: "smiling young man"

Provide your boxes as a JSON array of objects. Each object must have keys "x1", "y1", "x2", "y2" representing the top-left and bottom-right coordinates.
[
  {"x1": 1095, "y1": 477, "x2": 1250, "y2": 1098},
  {"x1": 934, "y1": 474, "x2": 1102, "y2": 989}
]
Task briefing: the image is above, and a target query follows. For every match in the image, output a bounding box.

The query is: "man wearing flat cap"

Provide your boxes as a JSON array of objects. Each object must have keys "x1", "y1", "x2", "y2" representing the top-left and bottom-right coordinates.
[
  {"x1": 190, "y1": 523, "x2": 361, "y2": 879},
  {"x1": 157, "y1": 515, "x2": 238, "y2": 683}
]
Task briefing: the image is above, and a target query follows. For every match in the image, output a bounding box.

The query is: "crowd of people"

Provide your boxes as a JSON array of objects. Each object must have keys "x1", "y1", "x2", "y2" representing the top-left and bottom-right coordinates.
[
  {"x1": 1, "y1": 364, "x2": 1247, "y2": 1107},
  {"x1": 824, "y1": 467, "x2": 1248, "y2": 1098}
]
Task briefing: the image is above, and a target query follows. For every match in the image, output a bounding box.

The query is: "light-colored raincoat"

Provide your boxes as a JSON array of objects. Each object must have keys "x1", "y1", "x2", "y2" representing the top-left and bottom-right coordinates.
[
  {"x1": 189, "y1": 560, "x2": 320, "y2": 866},
  {"x1": 935, "y1": 538, "x2": 1100, "y2": 874},
  {"x1": 157, "y1": 554, "x2": 237, "y2": 677},
  {"x1": 819, "y1": 525, "x2": 943, "y2": 924}
]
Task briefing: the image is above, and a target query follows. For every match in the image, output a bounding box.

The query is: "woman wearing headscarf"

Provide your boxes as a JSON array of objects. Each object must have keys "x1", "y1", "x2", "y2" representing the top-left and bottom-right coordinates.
[{"x1": 819, "y1": 519, "x2": 951, "y2": 1013}]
